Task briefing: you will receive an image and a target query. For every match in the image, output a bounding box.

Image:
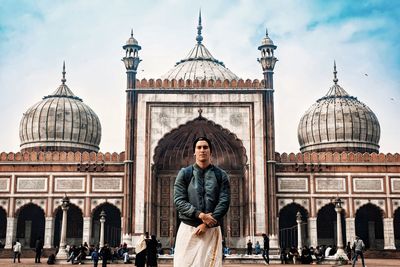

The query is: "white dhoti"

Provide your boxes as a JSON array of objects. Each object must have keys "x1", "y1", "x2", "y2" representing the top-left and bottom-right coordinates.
[{"x1": 173, "y1": 223, "x2": 223, "y2": 267}]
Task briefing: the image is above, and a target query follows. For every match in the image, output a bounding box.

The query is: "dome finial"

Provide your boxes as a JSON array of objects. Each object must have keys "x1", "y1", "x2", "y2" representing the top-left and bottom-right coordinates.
[
  {"x1": 333, "y1": 60, "x2": 338, "y2": 84},
  {"x1": 196, "y1": 9, "x2": 203, "y2": 44},
  {"x1": 61, "y1": 61, "x2": 66, "y2": 85},
  {"x1": 266, "y1": 27, "x2": 269, "y2": 36},
  {"x1": 130, "y1": 29, "x2": 133, "y2": 37}
]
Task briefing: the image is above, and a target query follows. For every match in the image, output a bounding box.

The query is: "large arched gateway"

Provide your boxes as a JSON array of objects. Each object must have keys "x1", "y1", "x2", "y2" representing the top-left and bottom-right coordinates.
[{"x1": 150, "y1": 116, "x2": 248, "y2": 247}]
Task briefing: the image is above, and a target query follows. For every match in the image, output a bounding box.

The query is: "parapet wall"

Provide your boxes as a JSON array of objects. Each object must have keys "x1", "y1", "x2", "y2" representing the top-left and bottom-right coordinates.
[
  {"x1": 0, "y1": 151, "x2": 125, "y2": 163},
  {"x1": 276, "y1": 152, "x2": 400, "y2": 164},
  {"x1": 135, "y1": 78, "x2": 264, "y2": 89}
]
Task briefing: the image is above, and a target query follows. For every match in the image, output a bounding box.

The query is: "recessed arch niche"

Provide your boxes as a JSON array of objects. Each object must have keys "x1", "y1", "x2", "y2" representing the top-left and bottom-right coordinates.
[{"x1": 149, "y1": 116, "x2": 248, "y2": 248}]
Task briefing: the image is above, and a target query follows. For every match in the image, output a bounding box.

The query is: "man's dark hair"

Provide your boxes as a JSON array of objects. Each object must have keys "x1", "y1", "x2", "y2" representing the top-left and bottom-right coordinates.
[{"x1": 193, "y1": 136, "x2": 213, "y2": 153}]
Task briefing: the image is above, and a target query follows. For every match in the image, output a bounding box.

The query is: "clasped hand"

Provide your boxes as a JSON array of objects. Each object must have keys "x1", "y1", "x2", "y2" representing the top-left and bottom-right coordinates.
[{"x1": 199, "y1": 212, "x2": 217, "y2": 227}]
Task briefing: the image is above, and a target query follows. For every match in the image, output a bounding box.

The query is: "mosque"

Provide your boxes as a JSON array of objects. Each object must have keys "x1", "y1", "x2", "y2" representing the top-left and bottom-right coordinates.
[{"x1": 0, "y1": 13, "x2": 399, "y2": 256}]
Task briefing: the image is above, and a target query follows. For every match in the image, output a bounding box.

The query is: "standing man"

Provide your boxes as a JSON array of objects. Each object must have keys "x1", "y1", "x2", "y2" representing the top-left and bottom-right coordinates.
[
  {"x1": 262, "y1": 233, "x2": 270, "y2": 264},
  {"x1": 35, "y1": 237, "x2": 43, "y2": 263},
  {"x1": 352, "y1": 236, "x2": 366, "y2": 267},
  {"x1": 174, "y1": 137, "x2": 230, "y2": 267},
  {"x1": 13, "y1": 239, "x2": 22, "y2": 263}
]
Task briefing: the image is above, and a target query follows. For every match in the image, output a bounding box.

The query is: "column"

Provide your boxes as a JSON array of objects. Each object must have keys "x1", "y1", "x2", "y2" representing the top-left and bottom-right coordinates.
[
  {"x1": 82, "y1": 217, "x2": 92, "y2": 245},
  {"x1": 383, "y1": 218, "x2": 396, "y2": 249},
  {"x1": 296, "y1": 212, "x2": 302, "y2": 255},
  {"x1": 345, "y1": 217, "x2": 355, "y2": 243},
  {"x1": 308, "y1": 217, "x2": 318, "y2": 248},
  {"x1": 99, "y1": 210, "x2": 106, "y2": 248},
  {"x1": 5, "y1": 217, "x2": 17, "y2": 248},
  {"x1": 334, "y1": 198, "x2": 347, "y2": 260},
  {"x1": 56, "y1": 195, "x2": 70, "y2": 259},
  {"x1": 44, "y1": 217, "x2": 54, "y2": 248}
]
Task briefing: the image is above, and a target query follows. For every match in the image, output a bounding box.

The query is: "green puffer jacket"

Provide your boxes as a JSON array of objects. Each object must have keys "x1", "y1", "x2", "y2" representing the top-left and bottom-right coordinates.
[{"x1": 174, "y1": 164, "x2": 230, "y2": 227}]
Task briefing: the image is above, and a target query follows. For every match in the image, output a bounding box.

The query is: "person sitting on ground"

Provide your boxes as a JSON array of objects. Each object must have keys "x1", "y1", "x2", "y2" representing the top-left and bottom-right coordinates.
[
  {"x1": 324, "y1": 245, "x2": 332, "y2": 257},
  {"x1": 330, "y1": 245, "x2": 337, "y2": 256},
  {"x1": 254, "y1": 241, "x2": 261, "y2": 255},
  {"x1": 301, "y1": 245, "x2": 312, "y2": 264},
  {"x1": 289, "y1": 246, "x2": 299, "y2": 264},
  {"x1": 280, "y1": 247, "x2": 288, "y2": 264},
  {"x1": 47, "y1": 253, "x2": 56, "y2": 265},
  {"x1": 315, "y1": 246, "x2": 324, "y2": 263}
]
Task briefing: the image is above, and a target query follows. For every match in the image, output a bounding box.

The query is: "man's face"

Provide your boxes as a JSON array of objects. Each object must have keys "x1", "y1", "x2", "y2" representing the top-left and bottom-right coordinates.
[{"x1": 194, "y1": 140, "x2": 211, "y2": 163}]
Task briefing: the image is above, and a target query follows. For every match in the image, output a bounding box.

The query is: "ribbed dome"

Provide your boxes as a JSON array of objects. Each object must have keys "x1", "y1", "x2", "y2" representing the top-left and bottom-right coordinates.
[
  {"x1": 19, "y1": 64, "x2": 101, "y2": 152},
  {"x1": 297, "y1": 64, "x2": 380, "y2": 153},
  {"x1": 162, "y1": 12, "x2": 239, "y2": 81}
]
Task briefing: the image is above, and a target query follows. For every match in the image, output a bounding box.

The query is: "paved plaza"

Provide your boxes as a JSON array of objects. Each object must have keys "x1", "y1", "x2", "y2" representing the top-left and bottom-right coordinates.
[{"x1": 0, "y1": 258, "x2": 399, "y2": 267}]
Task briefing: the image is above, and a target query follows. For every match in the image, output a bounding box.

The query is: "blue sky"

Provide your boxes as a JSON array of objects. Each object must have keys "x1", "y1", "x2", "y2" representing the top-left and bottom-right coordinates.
[{"x1": 0, "y1": 0, "x2": 399, "y2": 153}]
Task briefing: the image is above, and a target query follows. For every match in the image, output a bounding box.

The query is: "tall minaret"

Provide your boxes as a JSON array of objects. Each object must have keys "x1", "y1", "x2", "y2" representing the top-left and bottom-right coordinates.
[
  {"x1": 258, "y1": 28, "x2": 279, "y2": 247},
  {"x1": 122, "y1": 30, "x2": 141, "y2": 244}
]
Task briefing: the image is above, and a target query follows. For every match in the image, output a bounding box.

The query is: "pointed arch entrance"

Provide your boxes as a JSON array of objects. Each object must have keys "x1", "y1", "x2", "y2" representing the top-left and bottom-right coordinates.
[
  {"x1": 317, "y1": 203, "x2": 346, "y2": 247},
  {"x1": 92, "y1": 203, "x2": 121, "y2": 247},
  {"x1": 393, "y1": 208, "x2": 400, "y2": 249},
  {"x1": 53, "y1": 204, "x2": 83, "y2": 247},
  {"x1": 0, "y1": 207, "x2": 6, "y2": 244},
  {"x1": 16, "y1": 203, "x2": 45, "y2": 248},
  {"x1": 150, "y1": 116, "x2": 248, "y2": 247},
  {"x1": 278, "y1": 203, "x2": 309, "y2": 249},
  {"x1": 355, "y1": 203, "x2": 384, "y2": 249}
]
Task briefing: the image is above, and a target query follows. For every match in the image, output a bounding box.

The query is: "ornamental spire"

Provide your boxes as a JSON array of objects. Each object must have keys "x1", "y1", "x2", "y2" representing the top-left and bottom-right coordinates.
[
  {"x1": 333, "y1": 60, "x2": 338, "y2": 85},
  {"x1": 61, "y1": 61, "x2": 66, "y2": 85},
  {"x1": 196, "y1": 9, "x2": 203, "y2": 44}
]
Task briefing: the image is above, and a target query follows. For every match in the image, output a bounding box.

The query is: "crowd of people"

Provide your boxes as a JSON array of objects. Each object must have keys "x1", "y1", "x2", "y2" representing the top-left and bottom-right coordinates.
[{"x1": 65, "y1": 242, "x2": 130, "y2": 266}]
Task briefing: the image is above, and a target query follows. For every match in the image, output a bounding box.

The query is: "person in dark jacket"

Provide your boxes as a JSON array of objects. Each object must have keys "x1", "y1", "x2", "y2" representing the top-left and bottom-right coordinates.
[
  {"x1": 35, "y1": 238, "x2": 43, "y2": 263},
  {"x1": 173, "y1": 137, "x2": 230, "y2": 267},
  {"x1": 262, "y1": 233, "x2": 270, "y2": 264},
  {"x1": 246, "y1": 240, "x2": 253, "y2": 255},
  {"x1": 146, "y1": 235, "x2": 158, "y2": 267},
  {"x1": 100, "y1": 244, "x2": 112, "y2": 267},
  {"x1": 91, "y1": 247, "x2": 100, "y2": 267}
]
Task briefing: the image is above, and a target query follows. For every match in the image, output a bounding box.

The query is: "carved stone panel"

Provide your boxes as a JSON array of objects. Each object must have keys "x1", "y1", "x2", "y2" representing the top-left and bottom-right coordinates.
[
  {"x1": 54, "y1": 177, "x2": 85, "y2": 192},
  {"x1": 92, "y1": 177, "x2": 122, "y2": 192},
  {"x1": 315, "y1": 177, "x2": 346, "y2": 192},
  {"x1": 16, "y1": 177, "x2": 47, "y2": 192},
  {"x1": 160, "y1": 177, "x2": 170, "y2": 237},
  {"x1": 390, "y1": 178, "x2": 400, "y2": 193},
  {"x1": 0, "y1": 177, "x2": 10, "y2": 192},
  {"x1": 353, "y1": 178, "x2": 384, "y2": 192},
  {"x1": 278, "y1": 177, "x2": 308, "y2": 192}
]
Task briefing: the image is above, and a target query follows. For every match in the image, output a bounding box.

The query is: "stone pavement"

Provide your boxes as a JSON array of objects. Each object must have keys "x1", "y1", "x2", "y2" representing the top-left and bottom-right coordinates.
[{"x1": 0, "y1": 258, "x2": 399, "y2": 267}]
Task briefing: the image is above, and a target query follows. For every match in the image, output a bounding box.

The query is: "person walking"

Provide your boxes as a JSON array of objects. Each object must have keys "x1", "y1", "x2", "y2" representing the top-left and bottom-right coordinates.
[
  {"x1": 352, "y1": 236, "x2": 366, "y2": 267},
  {"x1": 173, "y1": 137, "x2": 231, "y2": 267},
  {"x1": 13, "y1": 239, "x2": 22, "y2": 263},
  {"x1": 91, "y1": 247, "x2": 100, "y2": 267},
  {"x1": 100, "y1": 243, "x2": 112, "y2": 267},
  {"x1": 35, "y1": 237, "x2": 43, "y2": 263},
  {"x1": 262, "y1": 233, "x2": 270, "y2": 264}
]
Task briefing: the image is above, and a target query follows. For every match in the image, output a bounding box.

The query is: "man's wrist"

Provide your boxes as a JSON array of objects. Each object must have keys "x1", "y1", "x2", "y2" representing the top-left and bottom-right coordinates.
[{"x1": 196, "y1": 211, "x2": 203, "y2": 219}]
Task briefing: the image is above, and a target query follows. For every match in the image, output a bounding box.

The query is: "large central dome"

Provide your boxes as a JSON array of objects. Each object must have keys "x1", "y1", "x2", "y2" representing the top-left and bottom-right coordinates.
[
  {"x1": 162, "y1": 12, "x2": 239, "y2": 81},
  {"x1": 297, "y1": 63, "x2": 380, "y2": 153}
]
